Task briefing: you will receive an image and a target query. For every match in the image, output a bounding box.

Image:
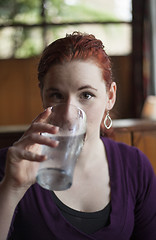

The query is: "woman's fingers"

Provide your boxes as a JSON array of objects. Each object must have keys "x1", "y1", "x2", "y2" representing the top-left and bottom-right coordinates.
[
  {"x1": 9, "y1": 108, "x2": 59, "y2": 165},
  {"x1": 22, "y1": 108, "x2": 59, "y2": 138},
  {"x1": 32, "y1": 107, "x2": 51, "y2": 123},
  {"x1": 21, "y1": 150, "x2": 45, "y2": 162},
  {"x1": 14, "y1": 132, "x2": 59, "y2": 149},
  {"x1": 25, "y1": 122, "x2": 59, "y2": 135},
  {"x1": 17, "y1": 108, "x2": 59, "y2": 148},
  {"x1": 9, "y1": 146, "x2": 46, "y2": 163},
  {"x1": 4, "y1": 108, "x2": 59, "y2": 189}
]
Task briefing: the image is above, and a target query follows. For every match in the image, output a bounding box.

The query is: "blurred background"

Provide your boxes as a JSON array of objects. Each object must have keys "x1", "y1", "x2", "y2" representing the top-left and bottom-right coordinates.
[{"x1": 0, "y1": 0, "x2": 155, "y2": 125}]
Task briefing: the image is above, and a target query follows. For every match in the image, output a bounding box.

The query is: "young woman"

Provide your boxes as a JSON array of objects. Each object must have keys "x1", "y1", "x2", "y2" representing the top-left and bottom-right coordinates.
[{"x1": 0, "y1": 32, "x2": 155, "y2": 240}]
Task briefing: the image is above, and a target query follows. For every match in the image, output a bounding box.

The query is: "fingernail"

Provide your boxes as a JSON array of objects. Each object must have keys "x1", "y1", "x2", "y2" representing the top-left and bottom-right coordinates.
[
  {"x1": 55, "y1": 141, "x2": 59, "y2": 146},
  {"x1": 54, "y1": 126, "x2": 59, "y2": 131}
]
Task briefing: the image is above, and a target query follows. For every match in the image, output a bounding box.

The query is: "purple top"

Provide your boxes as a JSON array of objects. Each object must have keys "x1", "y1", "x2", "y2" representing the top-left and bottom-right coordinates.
[{"x1": 0, "y1": 137, "x2": 156, "y2": 240}]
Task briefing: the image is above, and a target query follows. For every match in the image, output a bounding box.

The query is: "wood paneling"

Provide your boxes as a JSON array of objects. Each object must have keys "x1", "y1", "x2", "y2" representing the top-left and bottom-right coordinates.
[
  {"x1": 0, "y1": 56, "x2": 132, "y2": 126},
  {"x1": 113, "y1": 119, "x2": 156, "y2": 173},
  {"x1": 112, "y1": 131, "x2": 132, "y2": 146},
  {"x1": 134, "y1": 131, "x2": 156, "y2": 173},
  {"x1": 0, "y1": 58, "x2": 42, "y2": 125},
  {"x1": 111, "y1": 56, "x2": 132, "y2": 119}
]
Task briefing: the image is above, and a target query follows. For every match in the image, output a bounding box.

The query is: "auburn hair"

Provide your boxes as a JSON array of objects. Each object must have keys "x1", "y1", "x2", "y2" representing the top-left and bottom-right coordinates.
[{"x1": 38, "y1": 32, "x2": 113, "y2": 90}]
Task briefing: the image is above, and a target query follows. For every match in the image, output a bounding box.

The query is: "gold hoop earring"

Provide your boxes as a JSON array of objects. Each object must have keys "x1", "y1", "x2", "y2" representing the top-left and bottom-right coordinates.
[{"x1": 104, "y1": 111, "x2": 112, "y2": 129}]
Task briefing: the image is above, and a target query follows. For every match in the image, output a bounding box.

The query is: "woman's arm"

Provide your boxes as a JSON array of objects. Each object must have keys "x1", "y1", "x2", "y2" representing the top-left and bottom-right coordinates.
[
  {"x1": 0, "y1": 108, "x2": 58, "y2": 240},
  {"x1": 0, "y1": 180, "x2": 27, "y2": 240}
]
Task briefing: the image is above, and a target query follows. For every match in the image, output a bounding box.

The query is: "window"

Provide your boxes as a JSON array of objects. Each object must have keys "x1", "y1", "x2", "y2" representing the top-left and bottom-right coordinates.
[{"x1": 0, "y1": 0, "x2": 132, "y2": 58}]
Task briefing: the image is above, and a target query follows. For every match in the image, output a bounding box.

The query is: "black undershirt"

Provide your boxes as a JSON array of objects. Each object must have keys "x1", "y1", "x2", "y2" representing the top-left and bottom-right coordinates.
[{"x1": 51, "y1": 191, "x2": 111, "y2": 234}]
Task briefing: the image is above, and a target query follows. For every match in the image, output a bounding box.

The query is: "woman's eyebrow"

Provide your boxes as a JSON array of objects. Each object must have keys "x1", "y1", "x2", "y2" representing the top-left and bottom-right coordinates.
[
  {"x1": 78, "y1": 85, "x2": 97, "y2": 91},
  {"x1": 46, "y1": 87, "x2": 59, "y2": 92}
]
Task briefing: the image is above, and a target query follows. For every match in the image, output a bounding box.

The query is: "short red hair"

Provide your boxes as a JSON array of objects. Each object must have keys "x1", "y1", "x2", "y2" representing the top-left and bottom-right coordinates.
[{"x1": 38, "y1": 32, "x2": 113, "y2": 90}]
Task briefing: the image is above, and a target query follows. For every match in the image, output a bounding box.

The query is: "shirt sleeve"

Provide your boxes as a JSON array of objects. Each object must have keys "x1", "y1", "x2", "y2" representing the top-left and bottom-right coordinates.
[{"x1": 130, "y1": 149, "x2": 156, "y2": 240}]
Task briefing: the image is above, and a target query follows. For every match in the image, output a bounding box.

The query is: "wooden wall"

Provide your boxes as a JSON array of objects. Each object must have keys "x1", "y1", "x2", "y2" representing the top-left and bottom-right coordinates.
[
  {"x1": 111, "y1": 56, "x2": 133, "y2": 119},
  {"x1": 0, "y1": 57, "x2": 42, "y2": 125},
  {"x1": 0, "y1": 56, "x2": 132, "y2": 126}
]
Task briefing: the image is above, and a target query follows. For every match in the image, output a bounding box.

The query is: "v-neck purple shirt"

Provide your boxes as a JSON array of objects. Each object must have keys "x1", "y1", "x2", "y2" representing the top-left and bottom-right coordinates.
[{"x1": 0, "y1": 137, "x2": 156, "y2": 239}]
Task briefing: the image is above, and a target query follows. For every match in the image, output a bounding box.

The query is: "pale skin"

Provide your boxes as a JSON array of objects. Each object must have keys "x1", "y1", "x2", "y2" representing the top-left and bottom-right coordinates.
[{"x1": 0, "y1": 59, "x2": 116, "y2": 239}]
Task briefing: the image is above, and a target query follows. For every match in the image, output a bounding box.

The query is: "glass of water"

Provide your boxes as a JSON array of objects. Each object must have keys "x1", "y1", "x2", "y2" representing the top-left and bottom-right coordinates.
[{"x1": 36, "y1": 103, "x2": 86, "y2": 191}]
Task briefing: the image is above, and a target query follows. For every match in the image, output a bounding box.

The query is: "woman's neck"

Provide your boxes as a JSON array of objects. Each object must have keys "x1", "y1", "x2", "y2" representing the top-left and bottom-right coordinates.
[{"x1": 76, "y1": 136, "x2": 106, "y2": 170}]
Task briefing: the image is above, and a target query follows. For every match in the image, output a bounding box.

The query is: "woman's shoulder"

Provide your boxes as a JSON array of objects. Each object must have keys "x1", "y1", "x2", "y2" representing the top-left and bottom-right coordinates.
[
  {"x1": 101, "y1": 136, "x2": 142, "y2": 158},
  {"x1": 101, "y1": 136, "x2": 155, "y2": 178},
  {"x1": 102, "y1": 137, "x2": 156, "y2": 206}
]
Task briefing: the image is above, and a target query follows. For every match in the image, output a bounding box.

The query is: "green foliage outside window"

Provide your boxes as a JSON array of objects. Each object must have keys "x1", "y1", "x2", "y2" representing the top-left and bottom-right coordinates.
[{"x1": 0, "y1": 0, "x2": 131, "y2": 58}]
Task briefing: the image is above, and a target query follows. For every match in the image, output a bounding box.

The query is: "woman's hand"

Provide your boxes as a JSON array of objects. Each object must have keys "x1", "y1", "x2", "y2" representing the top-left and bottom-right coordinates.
[{"x1": 3, "y1": 108, "x2": 59, "y2": 192}]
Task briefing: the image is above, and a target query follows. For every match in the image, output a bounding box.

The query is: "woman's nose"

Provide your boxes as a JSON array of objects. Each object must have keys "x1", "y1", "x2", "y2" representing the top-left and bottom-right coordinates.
[
  {"x1": 58, "y1": 103, "x2": 80, "y2": 130},
  {"x1": 64, "y1": 97, "x2": 80, "y2": 111},
  {"x1": 62, "y1": 102, "x2": 76, "y2": 120},
  {"x1": 66, "y1": 97, "x2": 77, "y2": 107}
]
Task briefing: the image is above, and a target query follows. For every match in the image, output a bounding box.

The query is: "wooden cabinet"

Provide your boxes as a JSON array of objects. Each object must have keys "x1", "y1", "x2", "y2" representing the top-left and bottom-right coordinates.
[
  {"x1": 0, "y1": 119, "x2": 156, "y2": 173},
  {"x1": 112, "y1": 119, "x2": 156, "y2": 173}
]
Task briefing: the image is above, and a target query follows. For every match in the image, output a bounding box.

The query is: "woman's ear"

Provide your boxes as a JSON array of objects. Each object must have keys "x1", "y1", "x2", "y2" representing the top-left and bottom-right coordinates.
[{"x1": 106, "y1": 82, "x2": 117, "y2": 111}]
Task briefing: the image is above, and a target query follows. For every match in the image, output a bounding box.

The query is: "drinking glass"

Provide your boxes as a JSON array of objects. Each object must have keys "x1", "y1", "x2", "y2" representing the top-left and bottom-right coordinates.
[{"x1": 36, "y1": 103, "x2": 86, "y2": 191}]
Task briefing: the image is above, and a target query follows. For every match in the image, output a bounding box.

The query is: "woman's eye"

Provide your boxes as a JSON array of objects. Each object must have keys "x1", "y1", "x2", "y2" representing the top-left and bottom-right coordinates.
[
  {"x1": 49, "y1": 92, "x2": 64, "y2": 100},
  {"x1": 81, "y1": 92, "x2": 94, "y2": 100}
]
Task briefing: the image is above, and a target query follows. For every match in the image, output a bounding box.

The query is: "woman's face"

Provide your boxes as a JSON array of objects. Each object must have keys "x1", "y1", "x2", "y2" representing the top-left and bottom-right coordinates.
[{"x1": 41, "y1": 60, "x2": 116, "y2": 141}]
